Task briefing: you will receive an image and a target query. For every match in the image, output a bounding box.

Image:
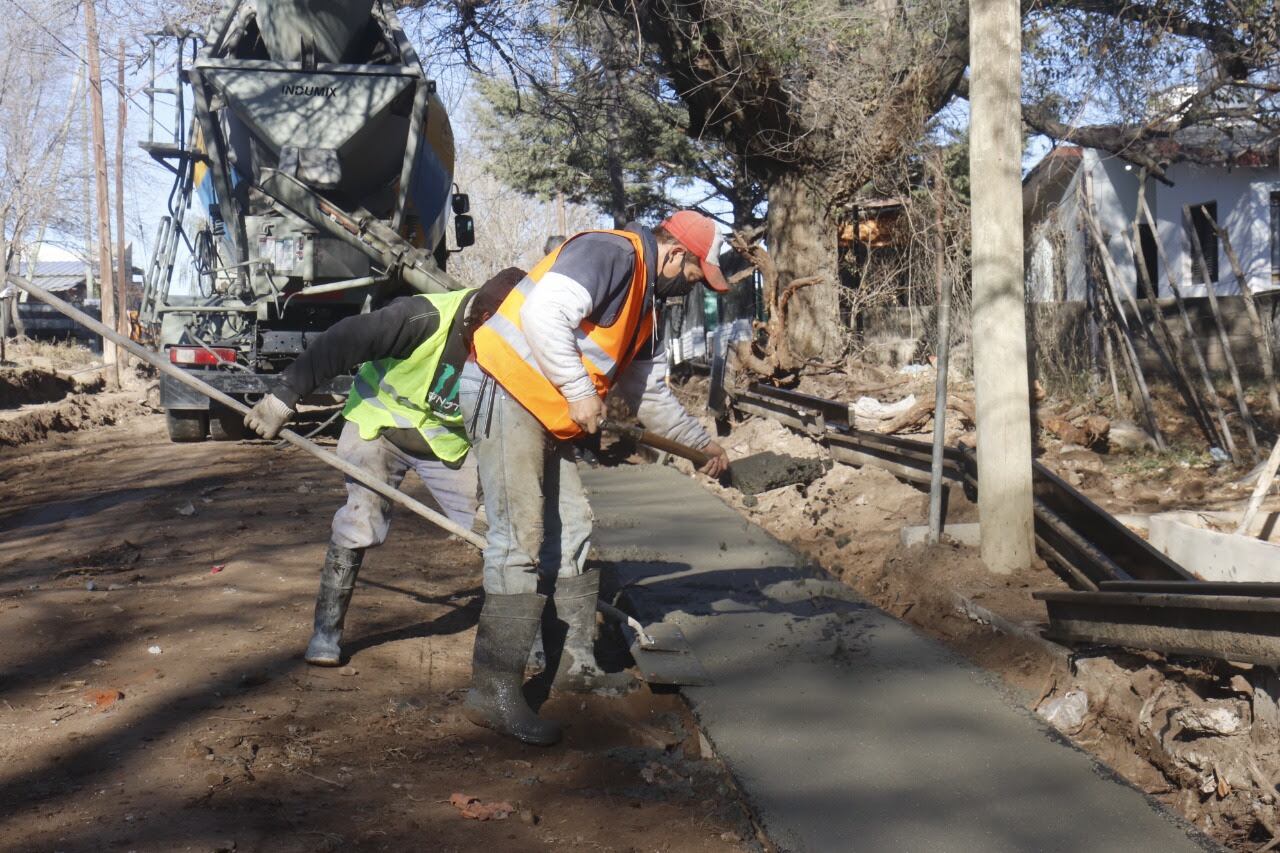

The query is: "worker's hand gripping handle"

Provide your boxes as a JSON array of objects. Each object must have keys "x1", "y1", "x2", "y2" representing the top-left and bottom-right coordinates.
[{"x1": 244, "y1": 394, "x2": 295, "y2": 439}]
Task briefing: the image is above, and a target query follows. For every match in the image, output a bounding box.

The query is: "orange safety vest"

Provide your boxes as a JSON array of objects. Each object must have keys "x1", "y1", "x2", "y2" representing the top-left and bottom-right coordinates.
[{"x1": 474, "y1": 229, "x2": 653, "y2": 440}]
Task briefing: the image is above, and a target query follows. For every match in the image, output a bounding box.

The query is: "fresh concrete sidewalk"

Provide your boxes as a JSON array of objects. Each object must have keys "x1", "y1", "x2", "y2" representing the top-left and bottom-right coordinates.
[{"x1": 584, "y1": 464, "x2": 1214, "y2": 853}]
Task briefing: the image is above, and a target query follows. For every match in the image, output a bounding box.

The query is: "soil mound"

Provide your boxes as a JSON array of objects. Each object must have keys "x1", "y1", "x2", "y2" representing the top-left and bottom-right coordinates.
[
  {"x1": 0, "y1": 368, "x2": 75, "y2": 409},
  {"x1": 0, "y1": 392, "x2": 143, "y2": 447}
]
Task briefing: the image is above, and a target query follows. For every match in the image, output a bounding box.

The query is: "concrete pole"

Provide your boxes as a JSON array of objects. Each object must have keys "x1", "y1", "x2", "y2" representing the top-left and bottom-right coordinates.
[
  {"x1": 968, "y1": 0, "x2": 1034, "y2": 572},
  {"x1": 84, "y1": 0, "x2": 119, "y2": 388}
]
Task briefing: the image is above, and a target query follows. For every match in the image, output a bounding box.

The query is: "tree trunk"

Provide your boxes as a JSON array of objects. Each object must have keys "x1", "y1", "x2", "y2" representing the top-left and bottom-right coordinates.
[
  {"x1": 604, "y1": 137, "x2": 627, "y2": 228},
  {"x1": 602, "y1": 25, "x2": 629, "y2": 229},
  {"x1": 766, "y1": 171, "x2": 842, "y2": 364}
]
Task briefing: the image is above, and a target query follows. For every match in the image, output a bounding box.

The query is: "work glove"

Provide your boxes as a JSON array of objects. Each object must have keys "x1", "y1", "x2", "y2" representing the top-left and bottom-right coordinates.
[{"x1": 244, "y1": 393, "x2": 294, "y2": 439}]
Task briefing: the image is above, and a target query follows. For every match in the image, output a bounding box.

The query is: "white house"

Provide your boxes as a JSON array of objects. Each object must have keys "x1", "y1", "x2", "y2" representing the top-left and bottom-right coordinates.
[{"x1": 1024, "y1": 137, "x2": 1280, "y2": 303}]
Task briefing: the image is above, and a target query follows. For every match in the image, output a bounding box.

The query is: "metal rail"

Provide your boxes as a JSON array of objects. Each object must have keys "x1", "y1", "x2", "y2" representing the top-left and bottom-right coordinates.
[
  {"x1": 739, "y1": 383, "x2": 1193, "y2": 588},
  {"x1": 1034, "y1": 590, "x2": 1280, "y2": 666},
  {"x1": 733, "y1": 381, "x2": 1280, "y2": 665}
]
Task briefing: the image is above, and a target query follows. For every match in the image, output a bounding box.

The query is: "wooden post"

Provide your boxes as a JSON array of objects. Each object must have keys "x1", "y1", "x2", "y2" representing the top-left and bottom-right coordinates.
[
  {"x1": 1202, "y1": 207, "x2": 1279, "y2": 418},
  {"x1": 115, "y1": 39, "x2": 129, "y2": 353},
  {"x1": 1079, "y1": 177, "x2": 1165, "y2": 448},
  {"x1": 1186, "y1": 203, "x2": 1260, "y2": 459},
  {"x1": 969, "y1": 0, "x2": 1033, "y2": 572},
  {"x1": 1237, "y1": 439, "x2": 1280, "y2": 536},
  {"x1": 927, "y1": 160, "x2": 952, "y2": 544},
  {"x1": 84, "y1": 0, "x2": 118, "y2": 389},
  {"x1": 1138, "y1": 193, "x2": 1239, "y2": 463},
  {"x1": 83, "y1": 97, "x2": 95, "y2": 302},
  {"x1": 1124, "y1": 173, "x2": 1220, "y2": 449},
  {"x1": 1121, "y1": 228, "x2": 1219, "y2": 447},
  {"x1": 1102, "y1": 325, "x2": 1125, "y2": 413}
]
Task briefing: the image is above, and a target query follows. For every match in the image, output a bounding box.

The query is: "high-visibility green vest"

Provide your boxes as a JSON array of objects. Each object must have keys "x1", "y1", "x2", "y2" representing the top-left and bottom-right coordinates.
[{"x1": 343, "y1": 289, "x2": 473, "y2": 463}]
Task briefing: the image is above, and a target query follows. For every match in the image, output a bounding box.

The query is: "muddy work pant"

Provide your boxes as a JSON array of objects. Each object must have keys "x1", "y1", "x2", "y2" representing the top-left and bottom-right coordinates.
[
  {"x1": 458, "y1": 361, "x2": 592, "y2": 595},
  {"x1": 329, "y1": 420, "x2": 479, "y2": 550}
]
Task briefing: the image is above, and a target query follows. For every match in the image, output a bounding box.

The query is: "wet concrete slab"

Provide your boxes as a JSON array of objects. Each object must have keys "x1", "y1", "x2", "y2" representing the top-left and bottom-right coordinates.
[{"x1": 584, "y1": 464, "x2": 1214, "y2": 853}]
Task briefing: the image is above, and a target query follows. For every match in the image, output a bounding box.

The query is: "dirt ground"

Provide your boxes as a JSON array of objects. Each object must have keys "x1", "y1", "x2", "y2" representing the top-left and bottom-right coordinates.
[
  {"x1": 668, "y1": 368, "x2": 1280, "y2": 852},
  {"x1": 0, "y1": 340, "x2": 138, "y2": 448},
  {"x1": 787, "y1": 360, "x2": 1277, "y2": 519},
  {"x1": 8, "y1": 342, "x2": 1279, "y2": 851},
  {"x1": 0, "y1": 369, "x2": 760, "y2": 852}
]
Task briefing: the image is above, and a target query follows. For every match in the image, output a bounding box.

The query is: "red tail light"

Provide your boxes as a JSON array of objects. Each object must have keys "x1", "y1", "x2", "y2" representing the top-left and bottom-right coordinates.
[{"x1": 168, "y1": 346, "x2": 238, "y2": 366}]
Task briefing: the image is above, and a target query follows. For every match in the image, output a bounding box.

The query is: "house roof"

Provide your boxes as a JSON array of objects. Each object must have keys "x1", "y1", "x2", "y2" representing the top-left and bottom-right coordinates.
[
  {"x1": 9, "y1": 261, "x2": 88, "y2": 293},
  {"x1": 7, "y1": 258, "x2": 143, "y2": 295},
  {"x1": 1022, "y1": 147, "x2": 1082, "y2": 229},
  {"x1": 18, "y1": 260, "x2": 87, "y2": 278}
]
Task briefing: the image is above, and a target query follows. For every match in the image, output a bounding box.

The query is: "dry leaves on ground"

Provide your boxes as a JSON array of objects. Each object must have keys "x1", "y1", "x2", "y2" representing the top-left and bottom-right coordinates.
[{"x1": 448, "y1": 793, "x2": 514, "y2": 821}]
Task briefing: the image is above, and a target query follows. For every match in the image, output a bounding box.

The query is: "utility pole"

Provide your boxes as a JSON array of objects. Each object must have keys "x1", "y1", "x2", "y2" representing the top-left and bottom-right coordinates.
[
  {"x1": 84, "y1": 0, "x2": 119, "y2": 388},
  {"x1": 83, "y1": 98, "x2": 95, "y2": 301},
  {"x1": 115, "y1": 39, "x2": 129, "y2": 355},
  {"x1": 969, "y1": 0, "x2": 1033, "y2": 571},
  {"x1": 927, "y1": 156, "x2": 953, "y2": 544}
]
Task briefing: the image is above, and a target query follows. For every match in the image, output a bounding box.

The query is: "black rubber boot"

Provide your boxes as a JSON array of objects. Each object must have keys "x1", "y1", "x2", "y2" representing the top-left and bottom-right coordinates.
[
  {"x1": 463, "y1": 593, "x2": 562, "y2": 746},
  {"x1": 304, "y1": 543, "x2": 364, "y2": 666},
  {"x1": 549, "y1": 570, "x2": 636, "y2": 695}
]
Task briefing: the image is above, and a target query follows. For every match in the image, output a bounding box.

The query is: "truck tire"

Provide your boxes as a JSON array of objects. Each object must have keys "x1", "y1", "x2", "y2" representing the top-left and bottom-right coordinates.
[
  {"x1": 166, "y1": 410, "x2": 208, "y2": 443},
  {"x1": 209, "y1": 402, "x2": 247, "y2": 441}
]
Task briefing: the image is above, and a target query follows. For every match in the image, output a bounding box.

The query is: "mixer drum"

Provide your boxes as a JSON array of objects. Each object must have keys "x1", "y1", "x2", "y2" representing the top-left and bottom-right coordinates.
[{"x1": 256, "y1": 0, "x2": 377, "y2": 63}]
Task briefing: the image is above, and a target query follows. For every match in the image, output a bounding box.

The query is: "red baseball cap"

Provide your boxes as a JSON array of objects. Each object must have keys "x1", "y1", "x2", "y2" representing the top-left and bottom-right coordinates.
[{"x1": 661, "y1": 210, "x2": 729, "y2": 292}]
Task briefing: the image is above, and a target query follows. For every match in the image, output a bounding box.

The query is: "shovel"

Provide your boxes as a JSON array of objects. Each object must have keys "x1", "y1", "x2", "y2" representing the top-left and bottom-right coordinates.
[
  {"x1": 597, "y1": 600, "x2": 711, "y2": 687},
  {"x1": 11, "y1": 275, "x2": 709, "y2": 686},
  {"x1": 608, "y1": 423, "x2": 828, "y2": 496}
]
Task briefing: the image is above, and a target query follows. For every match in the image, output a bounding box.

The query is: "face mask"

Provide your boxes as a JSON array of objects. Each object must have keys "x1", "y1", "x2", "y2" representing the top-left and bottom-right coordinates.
[
  {"x1": 655, "y1": 250, "x2": 696, "y2": 299},
  {"x1": 654, "y1": 269, "x2": 692, "y2": 299}
]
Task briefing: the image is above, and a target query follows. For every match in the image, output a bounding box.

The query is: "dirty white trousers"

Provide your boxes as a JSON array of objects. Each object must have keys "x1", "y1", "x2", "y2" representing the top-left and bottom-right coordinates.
[
  {"x1": 458, "y1": 360, "x2": 593, "y2": 595},
  {"x1": 329, "y1": 420, "x2": 479, "y2": 550}
]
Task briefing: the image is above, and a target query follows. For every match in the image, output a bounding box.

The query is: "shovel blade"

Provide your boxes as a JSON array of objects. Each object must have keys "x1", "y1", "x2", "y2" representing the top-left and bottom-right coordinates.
[
  {"x1": 626, "y1": 622, "x2": 713, "y2": 687},
  {"x1": 727, "y1": 451, "x2": 828, "y2": 496}
]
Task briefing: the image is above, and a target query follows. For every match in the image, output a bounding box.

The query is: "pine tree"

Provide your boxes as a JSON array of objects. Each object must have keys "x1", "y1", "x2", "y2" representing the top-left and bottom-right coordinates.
[{"x1": 474, "y1": 11, "x2": 758, "y2": 227}]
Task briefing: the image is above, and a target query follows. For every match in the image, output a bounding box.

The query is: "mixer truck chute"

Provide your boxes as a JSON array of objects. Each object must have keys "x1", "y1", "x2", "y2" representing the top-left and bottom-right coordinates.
[{"x1": 138, "y1": 0, "x2": 473, "y2": 442}]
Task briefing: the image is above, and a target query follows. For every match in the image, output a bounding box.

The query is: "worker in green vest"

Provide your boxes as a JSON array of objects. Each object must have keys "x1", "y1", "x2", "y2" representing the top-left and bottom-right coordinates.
[{"x1": 243, "y1": 268, "x2": 525, "y2": 665}]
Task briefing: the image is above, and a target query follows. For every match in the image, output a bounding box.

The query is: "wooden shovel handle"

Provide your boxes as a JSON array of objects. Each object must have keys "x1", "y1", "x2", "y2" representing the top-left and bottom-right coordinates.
[
  {"x1": 616, "y1": 425, "x2": 713, "y2": 467},
  {"x1": 637, "y1": 430, "x2": 713, "y2": 466}
]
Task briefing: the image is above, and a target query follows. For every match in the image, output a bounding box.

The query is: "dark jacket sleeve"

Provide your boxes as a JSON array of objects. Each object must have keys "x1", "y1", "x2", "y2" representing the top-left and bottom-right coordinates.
[
  {"x1": 546, "y1": 232, "x2": 637, "y2": 326},
  {"x1": 276, "y1": 296, "x2": 441, "y2": 407}
]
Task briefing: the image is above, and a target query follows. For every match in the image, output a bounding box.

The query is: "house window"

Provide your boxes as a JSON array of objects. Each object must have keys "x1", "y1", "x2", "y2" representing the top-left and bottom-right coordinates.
[
  {"x1": 1135, "y1": 222, "x2": 1159, "y2": 298},
  {"x1": 1188, "y1": 202, "x2": 1219, "y2": 284},
  {"x1": 1271, "y1": 191, "x2": 1279, "y2": 284}
]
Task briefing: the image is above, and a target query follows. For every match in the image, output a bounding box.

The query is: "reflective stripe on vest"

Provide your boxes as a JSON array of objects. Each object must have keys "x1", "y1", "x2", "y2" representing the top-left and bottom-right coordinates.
[
  {"x1": 343, "y1": 289, "x2": 473, "y2": 463},
  {"x1": 473, "y1": 229, "x2": 652, "y2": 440}
]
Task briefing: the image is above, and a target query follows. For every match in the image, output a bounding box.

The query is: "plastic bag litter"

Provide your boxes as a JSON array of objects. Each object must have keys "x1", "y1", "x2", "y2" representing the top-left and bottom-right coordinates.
[{"x1": 1039, "y1": 689, "x2": 1089, "y2": 733}]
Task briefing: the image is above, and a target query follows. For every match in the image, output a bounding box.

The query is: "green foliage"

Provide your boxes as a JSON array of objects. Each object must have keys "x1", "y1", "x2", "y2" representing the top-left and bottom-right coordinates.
[{"x1": 473, "y1": 16, "x2": 701, "y2": 224}]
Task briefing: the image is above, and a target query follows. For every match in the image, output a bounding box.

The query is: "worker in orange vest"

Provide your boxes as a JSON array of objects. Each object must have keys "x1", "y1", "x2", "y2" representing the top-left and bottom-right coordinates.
[{"x1": 459, "y1": 211, "x2": 732, "y2": 745}]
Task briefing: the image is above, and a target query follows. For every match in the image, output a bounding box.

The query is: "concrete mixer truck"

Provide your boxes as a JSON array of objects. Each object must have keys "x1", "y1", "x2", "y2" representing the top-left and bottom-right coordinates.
[{"x1": 138, "y1": 0, "x2": 474, "y2": 441}]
